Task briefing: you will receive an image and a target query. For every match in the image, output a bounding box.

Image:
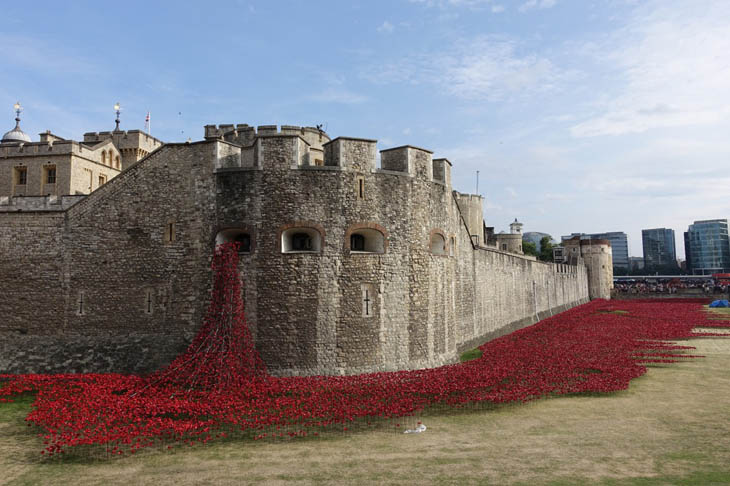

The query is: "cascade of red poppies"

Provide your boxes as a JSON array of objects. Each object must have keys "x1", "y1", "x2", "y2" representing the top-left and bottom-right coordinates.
[{"x1": 148, "y1": 242, "x2": 267, "y2": 392}]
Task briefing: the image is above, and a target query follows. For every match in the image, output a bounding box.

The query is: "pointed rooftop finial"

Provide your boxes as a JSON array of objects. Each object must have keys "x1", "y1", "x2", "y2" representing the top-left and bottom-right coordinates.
[
  {"x1": 2, "y1": 101, "x2": 31, "y2": 144},
  {"x1": 114, "y1": 102, "x2": 121, "y2": 131},
  {"x1": 13, "y1": 101, "x2": 22, "y2": 124}
]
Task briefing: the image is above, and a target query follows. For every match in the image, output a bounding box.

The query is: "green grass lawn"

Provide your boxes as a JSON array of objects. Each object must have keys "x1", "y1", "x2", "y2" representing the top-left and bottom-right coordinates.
[{"x1": 2, "y1": 337, "x2": 729, "y2": 485}]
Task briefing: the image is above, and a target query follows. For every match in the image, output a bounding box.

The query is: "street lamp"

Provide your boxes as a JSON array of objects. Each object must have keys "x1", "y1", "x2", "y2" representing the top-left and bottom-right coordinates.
[{"x1": 114, "y1": 102, "x2": 121, "y2": 131}]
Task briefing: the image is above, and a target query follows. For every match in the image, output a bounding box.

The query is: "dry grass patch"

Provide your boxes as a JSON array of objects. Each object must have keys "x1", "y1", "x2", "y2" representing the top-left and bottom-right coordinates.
[{"x1": 2, "y1": 338, "x2": 730, "y2": 486}]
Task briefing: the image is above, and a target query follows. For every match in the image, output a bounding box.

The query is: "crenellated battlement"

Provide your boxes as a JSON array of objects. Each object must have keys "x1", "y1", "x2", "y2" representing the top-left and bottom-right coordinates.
[
  {"x1": 204, "y1": 124, "x2": 331, "y2": 152},
  {"x1": 209, "y1": 124, "x2": 457, "y2": 187},
  {"x1": 83, "y1": 129, "x2": 162, "y2": 146}
]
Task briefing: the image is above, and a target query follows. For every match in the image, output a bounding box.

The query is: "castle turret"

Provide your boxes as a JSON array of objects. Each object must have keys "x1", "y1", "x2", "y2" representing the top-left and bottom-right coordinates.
[{"x1": 562, "y1": 236, "x2": 613, "y2": 299}]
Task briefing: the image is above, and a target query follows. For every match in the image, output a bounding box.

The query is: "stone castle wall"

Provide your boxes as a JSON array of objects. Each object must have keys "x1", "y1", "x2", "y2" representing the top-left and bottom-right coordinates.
[
  {"x1": 0, "y1": 126, "x2": 591, "y2": 376},
  {"x1": 0, "y1": 142, "x2": 218, "y2": 373}
]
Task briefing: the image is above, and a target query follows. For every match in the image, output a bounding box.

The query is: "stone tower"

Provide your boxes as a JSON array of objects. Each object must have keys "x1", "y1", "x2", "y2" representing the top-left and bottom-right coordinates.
[{"x1": 562, "y1": 237, "x2": 613, "y2": 299}]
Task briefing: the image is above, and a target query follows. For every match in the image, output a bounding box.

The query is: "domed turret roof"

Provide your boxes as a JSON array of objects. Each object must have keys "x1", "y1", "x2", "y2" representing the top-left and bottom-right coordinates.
[{"x1": 2, "y1": 119, "x2": 31, "y2": 144}]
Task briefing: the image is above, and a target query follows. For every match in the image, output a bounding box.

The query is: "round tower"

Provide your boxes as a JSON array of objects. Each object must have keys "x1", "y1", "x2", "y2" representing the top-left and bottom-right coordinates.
[{"x1": 580, "y1": 239, "x2": 613, "y2": 299}]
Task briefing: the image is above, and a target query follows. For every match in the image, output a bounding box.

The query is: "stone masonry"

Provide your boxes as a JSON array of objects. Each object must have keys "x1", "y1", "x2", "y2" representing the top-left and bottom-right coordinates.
[{"x1": 0, "y1": 124, "x2": 596, "y2": 376}]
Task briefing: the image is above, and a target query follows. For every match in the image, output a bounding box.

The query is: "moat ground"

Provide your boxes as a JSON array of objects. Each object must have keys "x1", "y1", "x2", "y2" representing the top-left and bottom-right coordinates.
[{"x1": 2, "y1": 317, "x2": 730, "y2": 485}]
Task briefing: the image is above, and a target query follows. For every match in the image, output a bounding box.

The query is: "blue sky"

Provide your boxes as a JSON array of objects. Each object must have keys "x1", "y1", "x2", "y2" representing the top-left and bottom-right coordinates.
[{"x1": 2, "y1": 0, "x2": 729, "y2": 259}]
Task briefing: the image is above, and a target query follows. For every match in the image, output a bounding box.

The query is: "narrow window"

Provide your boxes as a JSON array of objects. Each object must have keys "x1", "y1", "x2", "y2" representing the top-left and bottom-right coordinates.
[
  {"x1": 164, "y1": 221, "x2": 176, "y2": 243},
  {"x1": 449, "y1": 237, "x2": 455, "y2": 256},
  {"x1": 101, "y1": 151, "x2": 106, "y2": 165},
  {"x1": 46, "y1": 166, "x2": 56, "y2": 184},
  {"x1": 361, "y1": 284, "x2": 376, "y2": 318},
  {"x1": 357, "y1": 177, "x2": 365, "y2": 199},
  {"x1": 15, "y1": 167, "x2": 27, "y2": 185},
  {"x1": 351, "y1": 234, "x2": 365, "y2": 251},
  {"x1": 98, "y1": 174, "x2": 107, "y2": 186},
  {"x1": 83, "y1": 168, "x2": 93, "y2": 191},
  {"x1": 145, "y1": 289, "x2": 154, "y2": 315},
  {"x1": 502, "y1": 243, "x2": 507, "y2": 251},
  {"x1": 116, "y1": 156, "x2": 121, "y2": 169},
  {"x1": 76, "y1": 291, "x2": 86, "y2": 316}
]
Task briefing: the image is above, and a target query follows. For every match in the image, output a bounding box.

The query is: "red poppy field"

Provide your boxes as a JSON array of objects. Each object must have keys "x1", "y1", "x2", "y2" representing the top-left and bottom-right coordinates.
[{"x1": 2, "y1": 244, "x2": 728, "y2": 459}]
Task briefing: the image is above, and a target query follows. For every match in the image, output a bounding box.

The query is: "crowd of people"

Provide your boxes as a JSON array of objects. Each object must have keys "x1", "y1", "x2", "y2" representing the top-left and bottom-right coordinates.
[{"x1": 613, "y1": 278, "x2": 730, "y2": 295}]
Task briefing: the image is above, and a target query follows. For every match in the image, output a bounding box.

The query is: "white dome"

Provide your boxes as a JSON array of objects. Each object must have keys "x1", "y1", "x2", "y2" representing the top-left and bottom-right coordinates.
[{"x1": 2, "y1": 120, "x2": 31, "y2": 143}]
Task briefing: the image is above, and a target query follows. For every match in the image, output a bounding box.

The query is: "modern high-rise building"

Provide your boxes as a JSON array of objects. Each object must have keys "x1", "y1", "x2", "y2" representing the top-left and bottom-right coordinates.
[
  {"x1": 562, "y1": 231, "x2": 629, "y2": 272},
  {"x1": 641, "y1": 228, "x2": 677, "y2": 271},
  {"x1": 684, "y1": 219, "x2": 730, "y2": 275},
  {"x1": 522, "y1": 231, "x2": 553, "y2": 252}
]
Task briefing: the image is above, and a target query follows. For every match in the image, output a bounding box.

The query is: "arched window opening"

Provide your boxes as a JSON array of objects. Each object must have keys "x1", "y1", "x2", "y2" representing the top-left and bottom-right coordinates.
[
  {"x1": 430, "y1": 232, "x2": 446, "y2": 255},
  {"x1": 282, "y1": 227, "x2": 322, "y2": 253},
  {"x1": 349, "y1": 228, "x2": 385, "y2": 254},
  {"x1": 101, "y1": 151, "x2": 106, "y2": 165},
  {"x1": 116, "y1": 155, "x2": 121, "y2": 169},
  {"x1": 216, "y1": 229, "x2": 252, "y2": 253}
]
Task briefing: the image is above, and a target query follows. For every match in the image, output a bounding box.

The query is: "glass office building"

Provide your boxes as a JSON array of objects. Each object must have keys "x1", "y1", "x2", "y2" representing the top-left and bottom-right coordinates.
[
  {"x1": 561, "y1": 231, "x2": 629, "y2": 272},
  {"x1": 522, "y1": 231, "x2": 553, "y2": 252},
  {"x1": 684, "y1": 219, "x2": 730, "y2": 275},
  {"x1": 641, "y1": 228, "x2": 677, "y2": 270}
]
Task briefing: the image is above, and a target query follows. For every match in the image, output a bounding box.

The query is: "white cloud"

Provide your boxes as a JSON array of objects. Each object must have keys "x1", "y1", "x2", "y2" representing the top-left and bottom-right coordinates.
[
  {"x1": 444, "y1": 39, "x2": 561, "y2": 100},
  {"x1": 410, "y1": 0, "x2": 494, "y2": 7},
  {"x1": 362, "y1": 35, "x2": 565, "y2": 102},
  {"x1": 571, "y1": 0, "x2": 730, "y2": 137},
  {"x1": 519, "y1": 0, "x2": 556, "y2": 13},
  {"x1": 409, "y1": 0, "x2": 512, "y2": 12},
  {"x1": 308, "y1": 89, "x2": 368, "y2": 104},
  {"x1": 377, "y1": 21, "x2": 395, "y2": 33}
]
